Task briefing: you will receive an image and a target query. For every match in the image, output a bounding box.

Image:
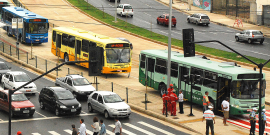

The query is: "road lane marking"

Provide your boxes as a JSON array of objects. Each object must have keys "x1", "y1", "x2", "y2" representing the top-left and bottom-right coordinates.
[
  {"x1": 32, "y1": 133, "x2": 41, "y2": 135},
  {"x1": 35, "y1": 111, "x2": 47, "y2": 118},
  {"x1": 124, "y1": 123, "x2": 156, "y2": 135},
  {"x1": 86, "y1": 129, "x2": 93, "y2": 135},
  {"x1": 109, "y1": 125, "x2": 136, "y2": 135},
  {"x1": 144, "y1": 12, "x2": 151, "y2": 16},
  {"x1": 172, "y1": 31, "x2": 182, "y2": 35},
  {"x1": 159, "y1": 31, "x2": 168, "y2": 35},
  {"x1": 138, "y1": 121, "x2": 175, "y2": 135},
  {"x1": 64, "y1": 129, "x2": 72, "y2": 134},
  {"x1": 54, "y1": 11, "x2": 59, "y2": 15},
  {"x1": 81, "y1": 111, "x2": 87, "y2": 114},
  {"x1": 0, "y1": 113, "x2": 98, "y2": 123},
  {"x1": 145, "y1": 4, "x2": 152, "y2": 8},
  {"x1": 108, "y1": 4, "x2": 114, "y2": 7},
  {"x1": 48, "y1": 131, "x2": 61, "y2": 135}
]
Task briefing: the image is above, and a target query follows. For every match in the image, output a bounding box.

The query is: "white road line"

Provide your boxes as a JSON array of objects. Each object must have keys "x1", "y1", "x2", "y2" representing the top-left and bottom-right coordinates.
[
  {"x1": 109, "y1": 125, "x2": 136, "y2": 135},
  {"x1": 86, "y1": 129, "x2": 93, "y2": 135},
  {"x1": 81, "y1": 111, "x2": 87, "y2": 114},
  {"x1": 145, "y1": 4, "x2": 152, "y2": 8},
  {"x1": 32, "y1": 133, "x2": 41, "y2": 135},
  {"x1": 144, "y1": 12, "x2": 151, "y2": 16},
  {"x1": 48, "y1": 131, "x2": 61, "y2": 135},
  {"x1": 124, "y1": 123, "x2": 156, "y2": 135},
  {"x1": 196, "y1": 31, "x2": 205, "y2": 34},
  {"x1": 172, "y1": 31, "x2": 182, "y2": 35},
  {"x1": 159, "y1": 31, "x2": 168, "y2": 35},
  {"x1": 210, "y1": 32, "x2": 217, "y2": 35},
  {"x1": 143, "y1": 21, "x2": 151, "y2": 25},
  {"x1": 35, "y1": 111, "x2": 47, "y2": 118},
  {"x1": 138, "y1": 121, "x2": 175, "y2": 135},
  {"x1": 54, "y1": 11, "x2": 59, "y2": 15},
  {"x1": 228, "y1": 119, "x2": 270, "y2": 134},
  {"x1": 64, "y1": 129, "x2": 72, "y2": 134},
  {"x1": 230, "y1": 116, "x2": 270, "y2": 130},
  {"x1": 108, "y1": 4, "x2": 114, "y2": 7}
]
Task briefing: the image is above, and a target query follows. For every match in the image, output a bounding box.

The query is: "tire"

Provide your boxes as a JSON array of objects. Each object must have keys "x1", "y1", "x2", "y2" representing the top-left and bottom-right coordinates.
[
  {"x1": 88, "y1": 103, "x2": 93, "y2": 112},
  {"x1": 157, "y1": 20, "x2": 159, "y2": 24},
  {"x1": 104, "y1": 110, "x2": 110, "y2": 119},
  {"x1": 248, "y1": 39, "x2": 252, "y2": 44},
  {"x1": 55, "y1": 108, "x2": 60, "y2": 116},
  {"x1": 29, "y1": 112, "x2": 34, "y2": 117},
  {"x1": 76, "y1": 110, "x2": 81, "y2": 115},
  {"x1": 40, "y1": 101, "x2": 45, "y2": 110},
  {"x1": 196, "y1": 21, "x2": 199, "y2": 25},
  {"x1": 260, "y1": 41, "x2": 264, "y2": 44},
  {"x1": 235, "y1": 36, "x2": 239, "y2": 42},
  {"x1": 159, "y1": 84, "x2": 166, "y2": 97},
  {"x1": 187, "y1": 19, "x2": 190, "y2": 23},
  {"x1": 120, "y1": 12, "x2": 123, "y2": 17}
]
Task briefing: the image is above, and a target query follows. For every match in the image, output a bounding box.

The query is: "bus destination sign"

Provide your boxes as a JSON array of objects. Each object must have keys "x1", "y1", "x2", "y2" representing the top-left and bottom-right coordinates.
[
  {"x1": 29, "y1": 19, "x2": 47, "y2": 22},
  {"x1": 106, "y1": 43, "x2": 129, "y2": 48}
]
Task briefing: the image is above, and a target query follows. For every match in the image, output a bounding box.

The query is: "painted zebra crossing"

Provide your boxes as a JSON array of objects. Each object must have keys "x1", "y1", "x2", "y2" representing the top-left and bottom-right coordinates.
[
  {"x1": 31, "y1": 121, "x2": 176, "y2": 135},
  {"x1": 227, "y1": 110, "x2": 270, "y2": 134}
]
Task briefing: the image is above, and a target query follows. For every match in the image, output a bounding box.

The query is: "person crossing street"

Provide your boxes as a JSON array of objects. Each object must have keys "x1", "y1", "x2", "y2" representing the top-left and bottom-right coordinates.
[
  {"x1": 249, "y1": 108, "x2": 257, "y2": 135},
  {"x1": 169, "y1": 90, "x2": 178, "y2": 116},
  {"x1": 202, "y1": 106, "x2": 215, "y2": 135}
]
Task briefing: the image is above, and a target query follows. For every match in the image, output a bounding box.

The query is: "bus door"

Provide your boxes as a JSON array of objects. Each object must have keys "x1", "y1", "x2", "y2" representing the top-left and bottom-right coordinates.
[
  {"x1": 56, "y1": 33, "x2": 61, "y2": 57},
  {"x1": 216, "y1": 76, "x2": 231, "y2": 113},
  {"x1": 180, "y1": 66, "x2": 190, "y2": 100},
  {"x1": 75, "y1": 38, "x2": 82, "y2": 66},
  {"x1": 145, "y1": 57, "x2": 155, "y2": 88}
]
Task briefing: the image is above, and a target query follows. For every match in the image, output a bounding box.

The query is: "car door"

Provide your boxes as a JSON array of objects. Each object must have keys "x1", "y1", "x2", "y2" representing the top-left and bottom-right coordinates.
[
  {"x1": 160, "y1": 15, "x2": 165, "y2": 23},
  {"x1": 66, "y1": 78, "x2": 74, "y2": 93},
  {"x1": 97, "y1": 95, "x2": 105, "y2": 112},
  {"x1": 90, "y1": 93, "x2": 99, "y2": 111},
  {"x1": 2, "y1": 73, "x2": 9, "y2": 87},
  {"x1": 190, "y1": 14, "x2": 195, "y2": 23},
  {"x1": 244, "y1": 31, "x2": 250, "y2": 41},
  {"x1": 7, "y1": 74, "x2": 14, "y2": 89},
  {"x1": 117, "y1": 5, "x2": 122, "y2": 14},
  {"x1": 239, "y1": 31, "x2": 245, "y2": 40}
]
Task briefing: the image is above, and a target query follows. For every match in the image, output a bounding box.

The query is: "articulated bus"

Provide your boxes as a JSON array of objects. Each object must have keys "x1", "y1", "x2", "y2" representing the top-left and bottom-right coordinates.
[
  {"x1": 51, "y1": 27, "x2": 132, "y2": 75},
  {"x1": 1, "y1": 7, "x2": 49, "y2": 44},
  {"x1": 139, "y1": 50, "x2": 266, "y2": 115}
]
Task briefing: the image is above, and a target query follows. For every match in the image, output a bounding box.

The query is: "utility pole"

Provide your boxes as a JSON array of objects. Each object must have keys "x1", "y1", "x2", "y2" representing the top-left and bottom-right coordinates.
[
  {"x1": 114, "y1": 0, "x2": 117, "y2": 22},
  {"x1": 16, "y1": 18, "x2": 19, "y2": 55},
  {"x1": 167, "y1": 0, "x2": 173, "y2": 90}
]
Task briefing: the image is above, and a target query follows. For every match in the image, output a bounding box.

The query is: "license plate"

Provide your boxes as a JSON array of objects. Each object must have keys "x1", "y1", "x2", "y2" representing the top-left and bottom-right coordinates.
[
  {"x1": 23, "y1": 110, "x2": 29, "y2": 113},
  {"x1": 26, "y1": 90, "x2": 31, "y2": 92},
  {"x1": 71, "y1": 109, "x2": 76, "y2": 112},
  {"x1": 247, "y1": 109, "x2": 252, "y2": 112},
  {"x1": 117, "y1": 70, "x2": 122, "y2": 72}
]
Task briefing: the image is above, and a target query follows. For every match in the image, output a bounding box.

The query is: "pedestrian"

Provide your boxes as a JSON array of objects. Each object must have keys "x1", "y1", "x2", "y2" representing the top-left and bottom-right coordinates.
[
  {"x1": 203, "y1": 91, "x2": 210, "y2": 113},
  {"x1": 91, "y1": 117, "x2": 99, "y2": 135},
  {"x1": 162, "y1": 91, "x2": 170, "y2": 115},
  {"x1": 249, "y1": 108, "x2": 257, "y2": 135},
  {"x1": 169, "y1": 89, "x2": 178, "y2": 116},
  {"x1": 167, "y1": 84, "x2": 174, "y2": 113},
  {"x1": 78, "y1": 119, "x2": 86, "y2": 135},
  {"x1": 178, "y1": 90, "x2": 184, "y2": 114},
  {"x1": 100, "y1": 119, "x2": 107, "y2": 135},
  {"x1": 221, "y1": 97, "x2": 230, "y2": 126},
  {"x1": 112, "y1": 117, "x2": 122, "y2": 135},
  {"x1": 17, "y1": 131, "x2": 22, "y2": 135},
  {"x1": 262, "y1": 109, "x2": 268, "y2": 135},
  {"x1": 202, "y1": 106, "x2": 215, "y2": 135},
  {"x1": 72, "y1": 124, "x2": 78, "y2": 135}
]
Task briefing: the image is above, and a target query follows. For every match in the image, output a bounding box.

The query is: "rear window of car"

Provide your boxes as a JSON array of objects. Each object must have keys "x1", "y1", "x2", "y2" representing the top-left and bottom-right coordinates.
[
  {"x1": 201, "y1": 16, "x2": 209, "y2": 19},
  {"x1": 166, "y1": 16, "x2": 176, "y2": 19},
  {"x1": 252, "y1": 31, "x2": 263, "y2": 35},
  {"x1": 124, "y1": 6, "x2": 132, "y2": 9}
]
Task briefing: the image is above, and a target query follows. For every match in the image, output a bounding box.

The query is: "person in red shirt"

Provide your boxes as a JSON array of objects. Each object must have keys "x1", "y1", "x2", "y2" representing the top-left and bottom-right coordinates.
[
  {"x1": 167, "y1": 84, "x2": 174, "y2": 113},
  {"x1": 170, "y1": 90, "x2": 179, "y2": 116},
  {"x1": 162, "y1": 91, "x2": 170, "y2": 115},
  {"x1": 17, "y1": 131, "x2": 22, "y2": 135}
]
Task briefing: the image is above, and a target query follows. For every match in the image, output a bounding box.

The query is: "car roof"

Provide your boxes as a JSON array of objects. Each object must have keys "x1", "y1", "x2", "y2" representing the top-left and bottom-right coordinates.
[
  {"x1": 6, "y1": 71, "x2": 26, "y2": 75},
  {"x1": 93, "y1": 91, "x2": 117, "y2": 95},
  {"x1": 195, "y1": 13, "x2": 208, "y2": 16},
  {"x1": 67, "y1": 74, "x2": 84, "y2": 79},
  {"x1": 245, "y1": 30, "x2": 262, "y2": 32},
  {"x1": 1, "y1": 90, "x2": 23, "y2": 94},
  {"x1": 121, "y1": 4, "x2": 131, "y2": 6},
  {"x1": 47, "y1": 86, "x2": 67, "y2": 91}
]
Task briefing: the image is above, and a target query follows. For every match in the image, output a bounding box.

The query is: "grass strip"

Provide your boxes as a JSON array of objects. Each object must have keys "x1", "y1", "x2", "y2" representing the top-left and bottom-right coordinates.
[{"x1": 68, "y1": 0, "x2": 270, "y2": 68}]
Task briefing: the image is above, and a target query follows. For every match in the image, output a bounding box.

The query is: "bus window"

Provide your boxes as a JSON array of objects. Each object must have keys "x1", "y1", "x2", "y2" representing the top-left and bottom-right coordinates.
[
  {"x1": 68, "y1": 35, "x2": 75, "y2": 48},
  {"x1": 203, "y1": 71, "x2": 217, "y2": 89},
  {"x1": 52, "y1": 31, "x2": 56, "y2": 42},
  {"x1": 62, "y1": 34, "x2": 68, "y2": 46},
  {"x1": 231, "y1": 80, "x2": 265, "y2": 99},
  {"x1": 171, "y1": 62, "x2": 178, "y2": 78},
  {"x1": 155, "y1": 58, "x2": 166, "y2": 74},
  {"x1": 82, "y1": 39, "x2": 89, "y2": 52},
  {"x1": 191, "y1": 68, "x2": 203, "y2": 85},
  {"x1": 181, "y1": 67, "x2": 189, "y2": 81},
  {"x1": 140, "y1": 54, "x2": 146, "y2": 68}
]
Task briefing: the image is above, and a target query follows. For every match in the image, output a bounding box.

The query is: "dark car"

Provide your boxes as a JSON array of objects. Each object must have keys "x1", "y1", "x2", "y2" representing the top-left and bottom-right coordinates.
[
  {"x1": 39, "y1": 86, "x2": 81, "y2": 116},
  {"x1": 157, "y1": 14, "x2": 177, "y2": 27}
]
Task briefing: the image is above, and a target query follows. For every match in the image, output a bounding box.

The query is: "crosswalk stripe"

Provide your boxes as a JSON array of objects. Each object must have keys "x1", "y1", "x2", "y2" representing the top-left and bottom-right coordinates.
[
  {"x1": 124, "y1": 123, "x2": 156, "y2": 135},
  {"x1": 138, "y1": 121, "x2": 175, "y2": 135},
  {"x1": 64, "y1": 129, "x2": 72, "y2": 134},
  {"x1": 48, "y1": 131, "x2": 61, "y2": 135},
  {"x1": 109, "y1": 124, "x2": 136, "y2": 135},
  {"x1": 32, "y1": 133, "x2": 41, "y2": 135},
  {"x1": 86, "y1": 129, "x2": 93, "y2": 135}
]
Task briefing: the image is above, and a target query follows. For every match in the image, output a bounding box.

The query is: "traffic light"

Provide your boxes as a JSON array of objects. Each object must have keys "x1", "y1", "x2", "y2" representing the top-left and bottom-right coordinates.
[{"x1": 182, "y1": 28, "x2": 195, "y2": 57}]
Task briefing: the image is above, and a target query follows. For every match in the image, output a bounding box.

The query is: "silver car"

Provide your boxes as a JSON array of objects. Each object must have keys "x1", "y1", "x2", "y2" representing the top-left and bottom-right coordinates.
[
  {"x1": 187, "y1": 13, "x2": 210, "y2": 26},
  {"x1": 235, "y1": 30, "x2": 264, "y2": 44},
  {"x1": 87, "y1": 91, "x2": 131, "y2": 119}
]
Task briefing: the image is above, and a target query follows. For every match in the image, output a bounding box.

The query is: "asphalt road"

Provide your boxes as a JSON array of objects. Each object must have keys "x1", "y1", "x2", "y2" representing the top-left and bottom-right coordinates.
[
  {"x1": 87, "y1": 0, "x2": 270, "y2": 60},
  {"x1": 0, "y1": 57, "x2": 189, "y2": 135}
]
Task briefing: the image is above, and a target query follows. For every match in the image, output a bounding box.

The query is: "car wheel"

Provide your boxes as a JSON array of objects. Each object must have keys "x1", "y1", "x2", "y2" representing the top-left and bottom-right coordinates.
[
  {"x1": 196, "y1": 21, "x2": 199, "y2": 25},
  {"x1": 130, "y1": 15, "x2": 133, "y2": 18},
  {"x1": 159, "y1": 84, "x2": 166, "y2": 97},
  {"x1": 88, "y1": 103, "x2": 93, "y2": 112},
  {"x1": 157, "y1": 20, "x2": 159, "y2": 24},
  {"x1": 104, "y1": 110, "x2": 110, "y2": 119},
  {"x1": 187, "y1": 19, "x2": 190, "y2": 23},
  {"x1": 76, "y1": 110, "x2": 81, "y2": 115},
  {"x1": 260, "y1": 41, "x2": 264, "y2": 44},
  {"x1": 120, "y1": 12, "x2": 123, "y2": 17},
  {"x1": 248, "y1": 39, "x2": 252, "y2": 44},
  {"x1": 29, "y1": 112, "x2": 34, "y2": 117},
  {"x1": 235, "y1": 36, "x2": 239, "y2": 42},
  {"x1": 40, "y1": 101, "x2": 45, "y2": 110},
  {"x1": 55, "y1": 108, "x2": 60, "y2": 116}
]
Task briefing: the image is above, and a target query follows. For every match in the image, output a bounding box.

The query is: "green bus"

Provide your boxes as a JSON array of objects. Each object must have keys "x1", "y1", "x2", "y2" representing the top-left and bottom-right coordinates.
[{"x1": 139, "y1": 49, "x2": 266, "y2": 115}]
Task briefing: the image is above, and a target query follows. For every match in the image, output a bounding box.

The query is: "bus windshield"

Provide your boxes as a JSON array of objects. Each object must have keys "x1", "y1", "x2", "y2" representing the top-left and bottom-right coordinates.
[
  {"x1": 231, "y1": 80, "x2": 266, "y2": 99},
  {"x1": 106, "y1": 49, "x2": 130, "y2": 63},
  {"x1": 26, "y1": 23, "x2": 49, "y2": 34}
]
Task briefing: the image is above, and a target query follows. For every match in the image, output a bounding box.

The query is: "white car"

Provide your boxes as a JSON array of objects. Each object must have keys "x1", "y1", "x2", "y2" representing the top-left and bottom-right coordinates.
[
  {"x1": 1, "y1": 71, "x2": 38, "y2": 94},
  {"x1": 87, "y1": 91, "x2": 131, "y2": 119},
  {"x1": 117, "y1": 4, "x2": 133, "y2": 17}
]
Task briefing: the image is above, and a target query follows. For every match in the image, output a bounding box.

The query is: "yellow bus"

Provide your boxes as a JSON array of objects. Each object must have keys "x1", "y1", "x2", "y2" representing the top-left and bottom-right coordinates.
[{"x1": 51, "y1": 27, "x2": 132, "y2": 75}]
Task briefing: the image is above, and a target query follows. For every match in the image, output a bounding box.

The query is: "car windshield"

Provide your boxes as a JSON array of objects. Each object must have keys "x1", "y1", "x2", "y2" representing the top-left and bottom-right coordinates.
[
  {"x1": 201, "y1": 16, "x2": 209, "y2": 19},
  {"x1": 106, "y1": 49, "x2": 130, "y2": 63},
  {"x1": 0, "y1": 63, "x2": 8, "y2": 70},
  {"x1": 12, "y1": 93, "x2": 28, "y2": 101},
  {"x1": 124, "y1": 6, "x2": 132, "y2": 9},
  {"x1": 14, "y1": 74, "x2": 31, "y2": 82},
  {"x1": 73, "y1": 78, "x2": 90, "y2": 86},
  {"x1": 231, "y1": 80, "x2": 266, "y2": 99},
  {"x1": 252, "y1": 31, "x2": 263, "y2": 35},
  {"x1": 166, "y1": 16, "x2": 175, "y2": 19},
  {"x1": 55, "y1": 91, "x2": 75, "y2": 100},
  {"x1": 103, "y1": 94, "x2": 123, "y2": 103}
]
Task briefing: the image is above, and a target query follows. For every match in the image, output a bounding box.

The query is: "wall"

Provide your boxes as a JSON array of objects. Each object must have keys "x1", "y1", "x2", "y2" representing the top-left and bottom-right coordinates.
[
  {"x1": 193, "y1": 0, "x2": 211, "y2": 11},
  {"x1": 256, "y1": 0, "x2": 270, "y2": 25}
]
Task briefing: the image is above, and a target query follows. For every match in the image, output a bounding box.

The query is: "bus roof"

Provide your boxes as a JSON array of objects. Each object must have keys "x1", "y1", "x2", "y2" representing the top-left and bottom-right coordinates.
[
  {"x1": 53, "y1": 27, "x2": 130, "y2": 45},
  {"x1": 141, "y1": 49, "x2": 263, "y2": 76},
  {"x1": 2, "y1": 7, "x2": 47, "y2": 19}
]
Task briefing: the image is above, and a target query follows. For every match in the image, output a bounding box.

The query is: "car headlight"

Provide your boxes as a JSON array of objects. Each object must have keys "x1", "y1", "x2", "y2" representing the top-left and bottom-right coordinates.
[
  {"x1": 60, "y1": 105, "x2": 67, "y2": 108},
  {"x1": 14, "y1": 108, "x2": 20, "y2": 111},
  {"x1": 110, "y1": 108, "x2": 117, "y2": 112},
  {"x1": 127, "y1": 107, "x2": 131, "y2": 111},
  {"x1": 78, "y1": 103, "x2": 81, "y2": 107},
  {"x1": 31, "y1": 107, "x2": 35, "y2": 109}
]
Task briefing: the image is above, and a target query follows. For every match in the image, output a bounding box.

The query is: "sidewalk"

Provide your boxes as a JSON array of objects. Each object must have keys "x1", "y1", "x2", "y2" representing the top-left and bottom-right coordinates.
[{"x1": 158, "y1": 0, "x2": 270, "y2": 36}]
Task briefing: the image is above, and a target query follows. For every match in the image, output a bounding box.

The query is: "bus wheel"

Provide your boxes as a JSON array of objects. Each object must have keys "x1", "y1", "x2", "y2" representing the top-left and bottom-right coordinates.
[{"x1": 159, "y1": 84, "x2": 166, "y2": 97}]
